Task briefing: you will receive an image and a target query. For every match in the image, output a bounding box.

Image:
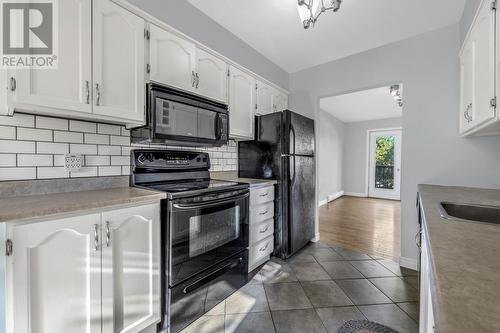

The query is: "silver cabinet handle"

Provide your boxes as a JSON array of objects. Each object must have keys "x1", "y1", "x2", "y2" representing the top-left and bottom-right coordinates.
[
  {"x1": 195, "y1": 72, "x2": 200, "y2": 88},
  {"x1": 85, "y1": 81, "x2": 90, "y2": 104},
  {"x1": 415, "y1": 230, "x2": 422, "y2": 249},
  {"x1": 94, "y1": 224, "x2": 99, "y2": 251},
  {"x1": 105, "y1": 221, "x2": 110, "y2": 247},
  {"x1": 9, "y1": 77, "x2": 16, "y2": 91},
  {"x1": 95, "y1": 83, "x2": 101, "y2": 106},
  {"x1": 259, "y1": 225, "x2": 270, "y2": 233},
  {"x1": 259, "y1": 210, "x2": 269, "y2": 216},
  {"x1": 259, "y1": 242, "x2": 270, "y2": 252},
  {"x1": 259, "y1": 192, "x2": 269, "y2": 197},
  {"x1": 464, "y1": 103, "x2": 472, "y2": 122},
  {"x1": 191, "y1": 71, "x2": 196, "y2": 87}
]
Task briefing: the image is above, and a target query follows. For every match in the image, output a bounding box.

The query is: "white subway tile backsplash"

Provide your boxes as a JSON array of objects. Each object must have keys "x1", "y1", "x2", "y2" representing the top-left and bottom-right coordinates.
[
  {"x1": 110, "y1": 135, "x2": 130, "y2": 146},
  {"x1": 36, "y1": 116, "x2": 68, "y2": 130},
  {"x1": 98, "y1": 145, "x2": 121, "y2": 156},
  {"x1": 54, "y1": 131, "x2": 83, "y2": 143},
  {"x1": 71, "y1": 167, "x2": 98, "y2": 178},
  {"x1": 0, "y1": 167, "x2": 36, "y2": 180},
  {"x1": 69, "y1": 120, "x2": 97, "y2": 133},
  {"x1": 37, "y1": 142, "x2": 68, "y2": 154},
  {"x1": 17, "y1": 127, "x2": 53, "y2": 142},
  {"x1": 0, "y1": 140, "x2": 36, "y2": 153},
  {"x1": 0, "y1": 154, "x2": 17, "y2": 167},
  {"x1": 85, "y1": 155, "x2": 110, "y2": 166},
  {"x1": 18, "y1": 154, "x2": 53, "y2": 167},
  {"x1": 0, "y1": 113, "x2": 237, "y2": 182},
  {"x1": 37, "y1": 167, "x2": 69, "y2": 179},
  {"x1": 0, "y1": 126, "x2": 16, "y2": 139},
  {"x1": 98, "y1": 166, "x2": 122, "y2": 176},
  {"x1": 70, "y1": 144, "x2": 97, "y2": 155},
  {"x1": 84, "y1": 133, "x2": 109, "y2": 145},
  {"x1": 0, "y1": 113, "x2": 35, "y2": 127},
  {"x1": 97, "y1": 123, "x2": 121, "y2": 135}
]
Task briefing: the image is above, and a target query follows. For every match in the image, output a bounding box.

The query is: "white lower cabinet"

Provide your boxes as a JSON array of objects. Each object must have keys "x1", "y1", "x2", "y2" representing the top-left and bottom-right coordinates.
[
  {"x1": 1, "y1": 70, "x2": 9, "y2": 115},
  {"x1": 419, "y1": 230, "x2": 436, "y2": 333},
  {"x1": 5, "y1": 202, "x2": 161, "y2": 333},
  {"x1": 248, "y1": 185, "x2": 275, "y2": 271}
]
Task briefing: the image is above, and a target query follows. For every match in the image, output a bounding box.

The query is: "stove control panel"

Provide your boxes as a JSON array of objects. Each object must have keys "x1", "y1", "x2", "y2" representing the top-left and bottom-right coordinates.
[{"x1": 133, "y1": 150, "x2": 209, "y2": 170}]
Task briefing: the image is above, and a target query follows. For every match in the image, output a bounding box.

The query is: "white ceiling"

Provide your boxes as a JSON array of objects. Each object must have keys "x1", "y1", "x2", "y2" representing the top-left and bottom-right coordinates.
[
  {"x1": 187, "y1": 0, "x2": 466, "y2": 73},
  {"x1": 320, "y1": 86, "x2": 402, "y2": 123}
]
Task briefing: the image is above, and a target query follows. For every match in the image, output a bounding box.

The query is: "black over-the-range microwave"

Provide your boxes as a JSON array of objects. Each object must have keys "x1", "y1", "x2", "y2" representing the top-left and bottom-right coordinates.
[{"x1": 131, "y1": 83, "x2": 229, "y2": 146}]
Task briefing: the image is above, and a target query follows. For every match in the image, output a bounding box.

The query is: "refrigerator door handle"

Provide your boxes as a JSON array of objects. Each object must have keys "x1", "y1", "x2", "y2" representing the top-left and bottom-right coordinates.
[
  {"x1": 289, "y1": 155, "x2": 296, "y2": 185},
  {"x1": 289, "y1": 125, "x2": 296, "y2": 155}
]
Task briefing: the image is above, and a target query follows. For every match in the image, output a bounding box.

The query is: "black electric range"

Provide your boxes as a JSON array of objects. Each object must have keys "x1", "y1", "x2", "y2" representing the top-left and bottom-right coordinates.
[{"x1": 131, "y1": 150, "x2": 249, "y2": 333}]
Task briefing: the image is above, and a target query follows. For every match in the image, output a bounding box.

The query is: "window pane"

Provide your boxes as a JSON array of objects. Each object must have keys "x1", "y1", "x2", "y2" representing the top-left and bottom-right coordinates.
[{"x1": 374, "y1": 136, "x2": 395, "y2": 189}]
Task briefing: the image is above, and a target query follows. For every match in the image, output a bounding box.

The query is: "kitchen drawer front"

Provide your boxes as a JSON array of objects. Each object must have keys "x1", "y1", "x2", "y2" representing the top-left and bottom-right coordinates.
[
  {"x1": 250, "y1": 186, "x2": 275, "y2": 206},
  {"x1": 250, "y1": 202, "x2": 274, "y2": 224},
  {"x1": 250, "y1": 219, "x2": 274, "y2": 245},
  {"x1": 249, "y1": 235, "x2": 274, "y2": 267}
]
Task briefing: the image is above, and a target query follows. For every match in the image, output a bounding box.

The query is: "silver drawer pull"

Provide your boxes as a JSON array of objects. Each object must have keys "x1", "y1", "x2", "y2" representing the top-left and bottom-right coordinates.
[
  {"x1": 259, "y1": 243, "x2": 270, "y2": 252},
  {"x1": 259, "y1": 225, "x2": 270, "y2": 233},
  {"x1": 259, "y1": 192, "x2": 269, "y2": 197},
  {"x1": 415, "y1": 230, "x2": 422, "y2": 249},
  {"x1": 259, "y1": 210, "x2": 269, "y2": 215},
  {"x1": 105, "y1": 221, "x2": 111, "y2": 247},
  {"x1": 94, "y1": 224, "x2": 99, "y2": 251}
]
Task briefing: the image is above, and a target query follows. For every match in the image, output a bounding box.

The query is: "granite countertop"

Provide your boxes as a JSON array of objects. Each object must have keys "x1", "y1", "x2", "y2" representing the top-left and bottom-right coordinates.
[
  {"x1": 0, "y1": 187, "x2": 166, "y2": 224},
  {"x1": 211, "y1": 171, "x2": 278, "y2": 187},
  {"x1": 418, "y1": 184, "x2": 500, "y2": 333}
]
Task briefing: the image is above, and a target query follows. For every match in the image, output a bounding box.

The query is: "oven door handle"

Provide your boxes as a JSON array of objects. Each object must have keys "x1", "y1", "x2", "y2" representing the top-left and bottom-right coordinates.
[
  {"x1": 183, "y1": 257, "x2": 243, "y2": 295},
  {"x1": 173, "y1": 192, "x2": 250, "y2": 210}
]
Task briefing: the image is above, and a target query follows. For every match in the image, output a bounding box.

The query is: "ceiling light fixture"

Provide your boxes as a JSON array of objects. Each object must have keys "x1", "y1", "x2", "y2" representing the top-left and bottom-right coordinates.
[
  {"x1": 297, "y1": 0, "x2": 342, "y2": 29},
  {"x1": 390, "y1": 85, "x2": 403, "y2": 107}
]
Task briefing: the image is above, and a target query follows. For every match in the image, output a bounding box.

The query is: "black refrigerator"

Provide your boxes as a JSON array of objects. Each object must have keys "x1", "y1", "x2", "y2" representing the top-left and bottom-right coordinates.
[{"x1": 238, "y1": 110, "x2": 315, "y2": 259}]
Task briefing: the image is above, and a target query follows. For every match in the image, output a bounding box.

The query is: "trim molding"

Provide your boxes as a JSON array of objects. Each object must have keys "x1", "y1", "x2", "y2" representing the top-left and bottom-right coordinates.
[
  {"x1": 344, "y1": 192, "x2": 368, "y2": 198},
  {"x1": 399, "y1": 256, "x2": 419, "y2": 271},
  {"x1": 312, "y1": 233, "x2": 321, "y2": 242},
  {"x1": 319, "y1": 191, "x2": 344, "y2": 206}
]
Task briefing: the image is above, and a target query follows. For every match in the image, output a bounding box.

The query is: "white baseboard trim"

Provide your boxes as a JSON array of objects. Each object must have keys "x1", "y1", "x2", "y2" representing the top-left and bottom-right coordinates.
[
  {"x1": 344, "y1": 192, "x2": 368, "y2": 198},
  {"x1": 311, "y1": 233, "x2": 320, "y2": 242},
  {"x1": 319, "y1": 191, "x2": 345, "y2": 206},
  {"x1": 399, "y1": 256, "x2": 419, "y2": 271}
]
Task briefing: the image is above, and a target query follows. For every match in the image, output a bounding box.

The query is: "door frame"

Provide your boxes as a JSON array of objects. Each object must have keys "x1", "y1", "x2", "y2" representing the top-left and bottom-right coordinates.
[{"x1": 365, "y1": 127, "x2": 402, "y2": 200}]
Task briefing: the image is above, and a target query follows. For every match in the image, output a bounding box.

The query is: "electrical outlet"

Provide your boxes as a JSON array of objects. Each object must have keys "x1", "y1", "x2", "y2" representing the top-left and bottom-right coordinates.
[{"x1": 64, "y1": 154, "x2": 82, "y2": 172}]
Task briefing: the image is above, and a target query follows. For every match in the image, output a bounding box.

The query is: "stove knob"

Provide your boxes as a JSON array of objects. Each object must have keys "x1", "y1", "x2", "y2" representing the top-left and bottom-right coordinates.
[{"x1": 137, "y1": 154, "x2": 146, "y2": 164}]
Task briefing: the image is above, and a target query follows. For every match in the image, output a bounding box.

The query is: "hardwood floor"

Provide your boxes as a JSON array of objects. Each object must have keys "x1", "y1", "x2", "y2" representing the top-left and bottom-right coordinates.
[{"x1": 319, "y1": 196, "x2": 401, "y2": 261}]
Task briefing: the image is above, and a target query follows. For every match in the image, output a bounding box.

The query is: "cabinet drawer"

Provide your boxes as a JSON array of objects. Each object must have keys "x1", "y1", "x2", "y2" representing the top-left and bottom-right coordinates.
[
  {"x1": 250, "y1": 202, "x2": 274, "y2": 224},
  {"x1": 249, "y1": 235, "x2": 274, "y2": 267},
  {"x1": 250, "y1": 186, "x2": 274, "y2": 206},
  {"x1": 250, "y1": 219, "x2": 274, "y2": 245}
]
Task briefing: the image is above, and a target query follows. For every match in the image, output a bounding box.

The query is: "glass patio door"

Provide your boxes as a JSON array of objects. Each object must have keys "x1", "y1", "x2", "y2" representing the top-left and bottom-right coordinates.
[{"x1": 368, "y1": 129, "x2": 402, "y2": 200}]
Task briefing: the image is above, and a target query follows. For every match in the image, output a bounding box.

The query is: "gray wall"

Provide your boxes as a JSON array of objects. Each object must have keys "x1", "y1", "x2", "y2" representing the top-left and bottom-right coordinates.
[
  {"x1": 318, "y1": 110, "x2": 345, "y2": 202},
  {"x1": 460, "y1": 0, "x2": 482, "y2": 44},
  {"x1": 127, "y1": 0, "x2": 289, "y2": 90},
  {"x1": 289, "y1": 24, "x2": 500, "y2": 265},
  {"x1": 343, "y1": 118, "x2": 402, "y2": 195}
]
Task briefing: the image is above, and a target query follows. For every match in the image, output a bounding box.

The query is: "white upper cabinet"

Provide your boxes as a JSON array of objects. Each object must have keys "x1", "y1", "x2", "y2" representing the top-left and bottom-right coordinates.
[
  {"x1": 93, "y1": 0, "x2": 145, "y2": 122},
  {"x1": 7, "y1": 214, "x2": 102, "y2": 333},
  {"x1": 196, "y1": 47, "x2": 229, "y2": 103},
  {"x1": 272, "y1": 89, "x2": 288, "y2": 112},
  {"x1": 229, "y1": 66, "x2": 256, "y2": 139},
  {"x1": 14, "y1": 0, "x2": 92, "y2": 114},
  {"x1": 256, "y1": 81, "x2": 273, "y2": 115},
  {"x1": 149, "y1": 24, "x2": 197, "y2": 93},
  {"x1": 101, "y1": 203, "x2": 160, "y2": 333},
  {"x1": 460, "y1": 0, "x2": 497, "y2": 136}
]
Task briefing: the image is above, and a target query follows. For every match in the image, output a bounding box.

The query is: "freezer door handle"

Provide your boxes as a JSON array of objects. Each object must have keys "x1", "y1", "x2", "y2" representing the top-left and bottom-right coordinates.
[
  {"x1": 289, "y1": 125, "x2": 296, "y2": 155},
  {"x1": 289, "y1": 155, "x2": 296, "y2": 185}
]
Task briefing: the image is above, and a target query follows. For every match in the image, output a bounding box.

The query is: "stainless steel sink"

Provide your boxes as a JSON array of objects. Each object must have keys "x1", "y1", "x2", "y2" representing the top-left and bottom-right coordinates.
[{"x1": 439, "y1": 202, "x2": 500, "y2": 224}]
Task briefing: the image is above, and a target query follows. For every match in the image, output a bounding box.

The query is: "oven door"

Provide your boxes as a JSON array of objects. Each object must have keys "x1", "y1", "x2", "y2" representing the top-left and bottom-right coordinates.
[{"x1": 168, "y1": 189, "x2": 249, "y2": 286}]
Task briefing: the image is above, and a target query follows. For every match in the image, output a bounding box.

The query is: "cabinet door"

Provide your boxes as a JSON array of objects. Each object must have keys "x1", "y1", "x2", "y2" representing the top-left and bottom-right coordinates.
[
  {"x1": 150, "y1": 24, "x2": 196, "y2": 93},
  {"x1": 93, "y1": 0, "x2": 145, "y2": 122},
  {"x1": 14, "y1": 0, "x2": 92, "y2": 114},
  {"x1": 1, "y1": 70, "x2": 8, "y2": 115},
  {"x1": 460, "y1": 38, "x2": 475, "y2": 133},
  {"x1": 229, "y1": 66, "x2": 256, "y2": 139},
  {"x1": 256, "y1": 81, "x2": 273, "y2": 115},
  {"x1": 101, "y1": 203, "x2": 161, "y2": 333},
  {"x1": 272, "y1": 90, "x2": 288, "y2": 112},
  {"x1": 472, "y1": 0, "x2": 496, "y2": 126},
  {"x1": 6, "y1": 214, "x2": 101, "y2": 333},
  {"x1": 196, "y1": 48, "x2": 228, "y2": 103}
]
